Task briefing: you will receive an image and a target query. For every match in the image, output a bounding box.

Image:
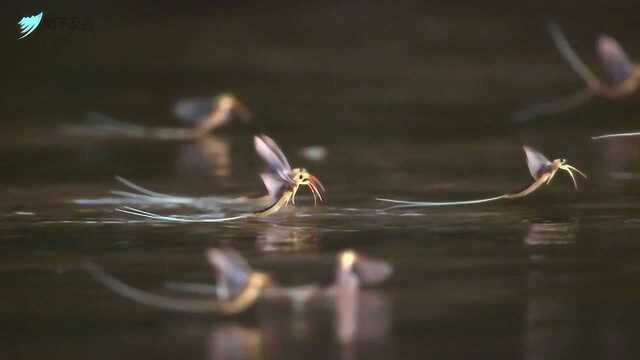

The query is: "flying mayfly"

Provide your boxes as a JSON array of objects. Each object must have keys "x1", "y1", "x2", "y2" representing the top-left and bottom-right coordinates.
[
  {"x1": 514, "y1": 22, "x2": 639, "y2": 123},
  {"x1": 377, "y1": 146, "x2": 586, "y2": 208},
  {"x1": 85, "y1": 248, "x2": 392, "y2": 315},
  {"x1": 109, "y1": 134, "x2": 325, "y2": 222},
  {"x1": 63, "y1": 93, "x2": 251, "y2": 140}
]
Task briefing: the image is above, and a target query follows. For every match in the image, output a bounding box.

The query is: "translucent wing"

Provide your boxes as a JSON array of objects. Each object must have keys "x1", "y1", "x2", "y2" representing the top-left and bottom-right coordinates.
[
  {"x1": 206, "y1": 249, "x2": 252, "y2": 300},
  {"x1": 597, "y1": 35, "x2": 635, "y2": 84},
  {"x1": 173, "y1": 97, "x2": 216, "y2": 126},
  {"x1": 254, "y1": 135, "x2": 292, "y2": 179},
  {"x1": 353, "y1": 254, "x2": 393, "y2": 286},
  {"x1": 524, "y1": 146, "x2": 552, "y2": 180},
  {"x1": 260, "y1": 173, "x2": 287, "y2": 199}
]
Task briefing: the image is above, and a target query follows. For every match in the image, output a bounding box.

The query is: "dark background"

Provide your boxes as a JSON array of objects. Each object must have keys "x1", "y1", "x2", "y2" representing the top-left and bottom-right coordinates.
[{"x1": 5, "y1": 1, "x2": 640, "y2": 134}]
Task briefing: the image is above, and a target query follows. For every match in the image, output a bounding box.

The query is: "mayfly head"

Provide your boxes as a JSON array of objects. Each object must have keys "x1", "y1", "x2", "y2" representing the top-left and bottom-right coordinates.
[{"x1": 336, "y1": 250, "x2": 393, "y2": 286}]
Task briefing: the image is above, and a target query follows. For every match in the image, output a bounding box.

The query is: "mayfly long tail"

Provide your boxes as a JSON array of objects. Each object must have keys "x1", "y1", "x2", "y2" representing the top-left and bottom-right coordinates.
[
  {"x1": 115, "y1": 206, "x2": 251, "y2": 223},
  {"x1": 547, "y1": 21, "x2": 600, "y2": 85},
  {"x1": 110, "y1": 190, "x2": 195, "y2": 205},
  {"x1": 513, "y1": 88, "x2": 593, "y2": 123},
  {"x1": 115, "y1": 176, "x2": 178, "y2": 198},
  {"x1": 377, "y1": 195, "x2": 506, "y2": 209},
  {"x1": 592, "y1": 131, "x2": 640, "y2": 140},
  {"x1": 84, "y1": 262, "x2": 244, "y2": 313},
  {"x1": 164, "y1": 282, "x2": 220, "y2": 296}
]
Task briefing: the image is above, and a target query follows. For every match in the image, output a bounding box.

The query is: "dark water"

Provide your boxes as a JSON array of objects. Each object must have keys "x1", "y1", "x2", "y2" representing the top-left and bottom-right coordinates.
[{"x1": 5, "y1": 1, "x2": 640, "y2": 359}]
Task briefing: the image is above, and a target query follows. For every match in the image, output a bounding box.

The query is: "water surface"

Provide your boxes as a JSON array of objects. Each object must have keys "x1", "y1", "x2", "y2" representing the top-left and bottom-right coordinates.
[{"x1": 5, "y1": 2, "x2": 640, "y2": 359}]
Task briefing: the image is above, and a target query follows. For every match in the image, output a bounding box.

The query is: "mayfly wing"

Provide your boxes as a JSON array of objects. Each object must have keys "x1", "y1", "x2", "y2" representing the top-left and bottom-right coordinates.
[
  {"x1": 353, "y1": 254, "x2": 393, "y2": 286},
  {"x1": 597, "y1": 35, "x2": 635, "y2": 84},
  {"x1": 206, "y1": 249, "x2": 252, "y2": 300},
  {"x1": 115, "y1": 176, "x2": 175, "y2": 198},
  {"x1": 254, "y1": 135, "x2": 292, "y2": 179},
  {"x1": 523, "y1": 146, "x2": 552, "y2": 180},
  {"x1": 258, "y1": 135, "x2": 291, "y2": 170},
  {"x1": 260, "y1": 173, "x2": 287, "y2": 199},
  {"x1": 207, "y1": 249, "x2": 253, "y2": 278},
  {"x1": 547, "y1": 21, "x2": 600, "y2": 85},
  {"x1": 173, "y1": 97, "x2": 216, "y2": 126}
]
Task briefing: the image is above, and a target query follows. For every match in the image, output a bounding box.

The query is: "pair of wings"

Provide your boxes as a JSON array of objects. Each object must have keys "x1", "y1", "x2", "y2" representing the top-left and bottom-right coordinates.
[
  {"x1": 523, "y1": 146, "x2": 553, "y2": 181},
  {"x1": 350, "y1": 254, "x2": 394, "y2": 286},
  {"x1": 549, "y1": 22, "x2": 635, "y2": 86},
  {"x1": 173, "y1": 97, "x2": 221, "y2": 126},
  {"x1": 206, "y1": 248, "x2": 253, "y2": 300},
  {"x1": 174, "y1": 95, "x2": 251, "y2": 129},
  {"x1": 254, "y1": 135, "x2": 294, "y2": 199}
]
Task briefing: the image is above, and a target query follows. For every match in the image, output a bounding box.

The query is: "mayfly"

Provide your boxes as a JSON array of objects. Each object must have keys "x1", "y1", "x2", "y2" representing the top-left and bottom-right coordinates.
[
  {"x1": 85, "y1": 249, "x2": 276, "y2": 315},
  {"x1": 64, "y1": 94, "x2": 251, "y2": 140},
  {"x1": 515, "y1": 22, "x2": 639, "y2": 123},
  {"x1": 328, "y1": 250, "x2": 392, "y2": 344},
  {"x1": 85, "y1": 249, "x2": 392, "y2": 315},
  {"x1": 377, "y1": 146, "x2": 587, "y2": 208},
  {"x1": 114, "y1": 134, "x2": 325, "y2": 222}
]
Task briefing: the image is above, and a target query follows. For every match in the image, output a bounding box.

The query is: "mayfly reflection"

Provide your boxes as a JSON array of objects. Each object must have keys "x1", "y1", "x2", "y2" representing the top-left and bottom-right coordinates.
[{"x1": 85, "y1": 249, "x2": 392, "y2": 319}]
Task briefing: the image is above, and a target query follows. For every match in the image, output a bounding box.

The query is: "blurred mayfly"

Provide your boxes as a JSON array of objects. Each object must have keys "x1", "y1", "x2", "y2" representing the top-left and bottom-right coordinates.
[
  {"x1": 85, "y1": 248, "x2": 392, "y2": 316},
  {"x1": 63, "y1": 93, "x2": 251, "y2": 140},
  {"x1": 173, "y1": 93, "x2": 252, "y2": 136},
  {"x1": 109, "y1": 134, "x2": 325, "y2": 222},
  {"x1": 515, "y1": 22, "x2": 639, "y2": 123},
  {"x1": 85, "y1": 248, "x2": 278, "y2": 315},
  {"x1": 378, "y1": 146, "x2": 586, "y2": 208}
]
